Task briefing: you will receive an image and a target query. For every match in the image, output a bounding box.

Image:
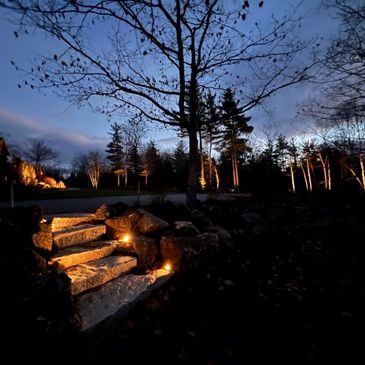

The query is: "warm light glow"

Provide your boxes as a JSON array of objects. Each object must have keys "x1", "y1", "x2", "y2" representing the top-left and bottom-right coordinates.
[
  {"x1": 121, "y1": 234, "x2": 130, "y2": 243},
  {"x1": 163, "y1": 262, "x2": 172, "y2": 272}
]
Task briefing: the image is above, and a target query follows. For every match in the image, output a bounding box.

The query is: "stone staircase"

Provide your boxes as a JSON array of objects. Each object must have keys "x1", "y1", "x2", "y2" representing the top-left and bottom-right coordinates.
[{"x1": 47, "y1": 213, "x2": 172, "y2": 331}]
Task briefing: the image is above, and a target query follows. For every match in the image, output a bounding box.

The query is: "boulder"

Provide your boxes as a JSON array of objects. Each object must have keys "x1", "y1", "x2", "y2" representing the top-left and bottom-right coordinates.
[
  {"x1": 95, "y1": 202, "x2": 128, "y2": 220},
  {"x1": 105, "y1": 209, "x2": 169, "y2": 238},
  {"x1": 160, "y1": 232, "x2": 219, "y2": 271},
  {"x1": 136, "y1": 209, "x2": 169, "y2": 234},
  {"x1": 190, "y1": 209, "x2": 213, "y2": 231},
  {"x1": 105, "y1": 211, "x2": 139, "y2": 239},
  {"x1": 206, "y1": 226, "x2": 232, "y2": 245},
  {"x1": 174, "y1": 221, "x2": 201, "y2": 236},
  {"x1": 32, "y1": 223, "x2": 53, "y2": 251},
  {"x1": 241, "y1": 211, "x2": 268, "y2": 235},
  {"x1": 196, "y1": 232, "x2": 219, "y2": 252},
  {"x1": 133, "y1": 236, "x2": 158, "y2": 270},
  {"x1": 160, "y1": 236, "x2": 185, "y2": 271}
]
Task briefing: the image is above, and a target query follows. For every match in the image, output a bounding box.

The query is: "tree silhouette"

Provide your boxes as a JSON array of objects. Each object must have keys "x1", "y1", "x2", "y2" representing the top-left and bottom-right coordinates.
[
  {"x1": 3, "y1": 0, "x2": 312, "y2": 204},
  {"x1": 106, "y1": 122, "x2": 124, "y2": 170},
  {"x1": 220, "y1": 88, "x2": 253, "y2": 189},
  {"x1": 106, "y1": 122, "x2": 124, "y2": 187},
  {"x1": 23, "y1": 138, "x2": 57, "y2": 174}
]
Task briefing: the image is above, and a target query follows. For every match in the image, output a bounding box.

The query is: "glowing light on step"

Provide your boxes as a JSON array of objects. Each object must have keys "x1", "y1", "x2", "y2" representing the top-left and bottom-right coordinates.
[{"x1": 163, "y1": 262, "x2": 172, "y2": 272}]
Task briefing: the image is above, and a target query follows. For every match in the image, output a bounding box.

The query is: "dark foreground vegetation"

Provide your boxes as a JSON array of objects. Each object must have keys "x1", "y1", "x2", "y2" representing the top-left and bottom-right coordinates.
[
  {"x1": 10, "y1": 191, "x2": 360, "y2": 364},
  {"x1": 76, "y1": 192, "x2": 364, "y2": 364}
]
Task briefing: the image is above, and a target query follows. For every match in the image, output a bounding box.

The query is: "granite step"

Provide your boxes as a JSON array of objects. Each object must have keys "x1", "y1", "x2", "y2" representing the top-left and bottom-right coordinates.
[
  {"x1": 50, "y1": 240, "x2": 121, "y2": 269},
  {"x1": 75, "y1": 269, "x2": 172, "y2": 331},
  {"x1": 53, "y1": 224, "x2": 106, "y2": 249},
  {"x1": 47, "y1": 213, "x2": 96, "y2": 231},
  {"x1": 66, "y1": 255, "x2": 137, "y2": 295}
]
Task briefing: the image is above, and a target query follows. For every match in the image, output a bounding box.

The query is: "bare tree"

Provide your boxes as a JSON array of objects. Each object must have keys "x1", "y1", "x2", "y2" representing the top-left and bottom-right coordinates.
[
  {"x1": 86, "y1": 151, "x2": 105, "y2": 189},
  {"x1": 72, "y1": 151, "x2": 105, "y2": 188},
  {"x1": 300, "y1": 0, "x2": 365, "y2": 122},
  {"x1": 23, "y1": 138, "x2": 58, "y2": 174},
  {"x1": 2, "y1": 0, "x2": 312, "y2": 205},
  {"x1": 123, "y1": 116, "x2": 146, "y2": 186}
]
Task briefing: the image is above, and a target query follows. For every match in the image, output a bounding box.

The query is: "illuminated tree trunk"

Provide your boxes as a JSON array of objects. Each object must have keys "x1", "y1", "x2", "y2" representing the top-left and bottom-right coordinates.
[
  {"x1": 208, "y1": 138, "x2": 213, "y2": 188},
  {"x1": 360, "y1": 157, "x2": 365, "y2": 189},
  {"x1": 198, "y1": 129, "x2": 206, "y2": 190},
  {"x1": 231, "y1": 143, "x2": 239, "y2": 189},
  {"x1": 346, "y1": 157, "x2": 365, "y2": 191},
  {"x1": 300, "y1": 162, "x2": 309, "y2": 192},
  {"x1": 318, "y1": 152, "x2": 328, "y2": 190},
  {"x1": 306, "y1": 158, "x2": 313, "y2": 193},
  {"x1": 327, "y1": 159, "x2": 332, "y2": 190},
  {"x1": 213, "y1": 164, "x2": 220, "y2": 190},
  {"x1": 290, "y1": 164, "x2": 296, "y2": 193}
]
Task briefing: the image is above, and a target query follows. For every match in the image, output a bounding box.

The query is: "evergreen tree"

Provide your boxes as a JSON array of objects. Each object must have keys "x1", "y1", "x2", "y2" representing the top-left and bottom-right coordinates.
[
  {"x1": 123, "y1": 116, "x2": 146, "y2": 187},
  {"x1": 202, "y1": 91, "x2": 221, "y2": 188},
  {"x1": 106, "y1": 122, "x2": 124, "y2": 171},
  {"x1": 220, "y1": 88, "x2": 253, "y2": 189},
  {"x1": 106, "y1": 122, "x2": 124, "y2": 187},
  {"x1": 173, "y1": 141, "x2": 189, "y2": 192},
  {"x1": 142, "y1": 140, "x2": 159, "y2": 186}
]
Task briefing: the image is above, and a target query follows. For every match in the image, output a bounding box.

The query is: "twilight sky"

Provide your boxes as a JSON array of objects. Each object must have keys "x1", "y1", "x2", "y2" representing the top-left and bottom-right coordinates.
[{"x1": 0, "y1": 1, "x2": 341, "y2": 167}]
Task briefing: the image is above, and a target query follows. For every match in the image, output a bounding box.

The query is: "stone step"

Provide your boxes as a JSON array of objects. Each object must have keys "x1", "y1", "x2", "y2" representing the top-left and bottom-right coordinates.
[
  {"x1": 66, "y1": 255, "x2": 137, "y2": 296},
  {"x1": 53, "y1": 224, "x2": 106, "y2": 249},
  {"x1": 50, "y1": 240, "x2": 121, "y2": 269},
  {"x1": 47, "y1": 213, "x2": 96, "y2": 232},
  {"x1": 75, "y1": 269, "x2": 172, "y2": 331}
]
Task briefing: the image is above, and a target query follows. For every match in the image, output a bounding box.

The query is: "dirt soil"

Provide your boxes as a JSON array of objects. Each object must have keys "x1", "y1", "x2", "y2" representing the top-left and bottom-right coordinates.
[{"x1": 55, "y1": 193, "x2": 365, "y2": 363}]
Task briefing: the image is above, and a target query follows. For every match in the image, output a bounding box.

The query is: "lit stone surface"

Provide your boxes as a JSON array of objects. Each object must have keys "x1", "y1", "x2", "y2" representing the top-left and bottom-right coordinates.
[
  {"x1": 66, "y1": 255, "x2": 137, "y2": 295},
  {"x1": 50, "y1": 240, "x2": 120, "y2": 269},
  {"x1": 75, "y1": 269, "x2": 172, "y2": 331},
  {"x1": 53, "y1": 224, "x2": 106, "y2": 249},
  {"x1": 49, "y1": 213, "x2": 96, "y2": 231},
  {"x1": 32, "y1": 223, "x2": 53, "y2": 251}
]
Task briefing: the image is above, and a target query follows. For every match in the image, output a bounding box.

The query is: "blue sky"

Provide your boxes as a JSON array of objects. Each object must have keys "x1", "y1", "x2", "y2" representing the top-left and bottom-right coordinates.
[{"x1": 0, "y1": 1, "x2": 341, "y2": 167}]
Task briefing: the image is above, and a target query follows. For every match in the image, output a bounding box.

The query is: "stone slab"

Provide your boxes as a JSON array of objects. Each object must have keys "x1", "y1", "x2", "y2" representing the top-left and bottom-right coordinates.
[
  {"x1": 75, "y1": 269, "x2": 172, "y2": 331},
  {"x1": 50, "y1": 240, "x2": 120, "y2": 269},
  {"x1": 66, "y1": 255, "x2": 137, "y2": 295},
  {"x1": 53, "y1": 224, "x2": 106, "y2": 249},
  {"x1": 49, "y1": 213, "x2": 96, "y2": 231}
]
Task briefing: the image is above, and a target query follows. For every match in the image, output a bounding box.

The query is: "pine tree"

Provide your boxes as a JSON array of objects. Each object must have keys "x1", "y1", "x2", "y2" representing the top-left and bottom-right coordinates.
[
  {"x1": 202, "y1": 91, "x2": 221, "y2": 188},
  {"x1": 106, "y1": 122, "x2": 123, "y2": 170},
  {"x1": 106, "y1": 122, "x2": 124, "y2": 187},
  {"x1": 220, "y1": 88, "x2": 253, "y2": 189},
  {"x1": 173, "y1": 141, "x2": 189, "y2": 191}
]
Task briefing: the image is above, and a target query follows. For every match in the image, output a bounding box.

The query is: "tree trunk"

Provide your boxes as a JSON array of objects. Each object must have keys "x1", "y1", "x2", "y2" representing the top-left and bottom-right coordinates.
[
  {"x1": 300, "y1": 162, "x2": 309, "y2": 192},
  {"x1": 360, "y1": 157, "x2": 365, "y2": 190},
  {"x1": 208, "y1": 138, "x2": 213, "y2": 188},
  {"x1": 199, "y1": 128, "x2": 206, "y2": 190},
  {"x1": 318, "y1": 152, "x2": 328, "y2": 190},
  {"x1": 231, "y1": 142, "x2": 239, "y2": 189},
  {"x1": 306, "y1": 158, "x2": 313, "y2": 193},
  {"x1": 290, "y1": 164, "x2": 296, "y2": 193},
  {"x1": 213, "y1": 164, "x2": 220, "y2": 190},
  {"x1": 187, "y1": 127, "x2": 198, "y2": 207}
]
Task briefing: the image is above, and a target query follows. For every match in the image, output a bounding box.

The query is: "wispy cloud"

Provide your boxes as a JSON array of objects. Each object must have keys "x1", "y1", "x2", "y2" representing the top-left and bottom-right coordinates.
[
  {"x1": 0, "y1": 107, "x2": 107, "y2": 165},
  {"x1": 155, "y1": 136, "x2": 180, "y2": 146}
]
